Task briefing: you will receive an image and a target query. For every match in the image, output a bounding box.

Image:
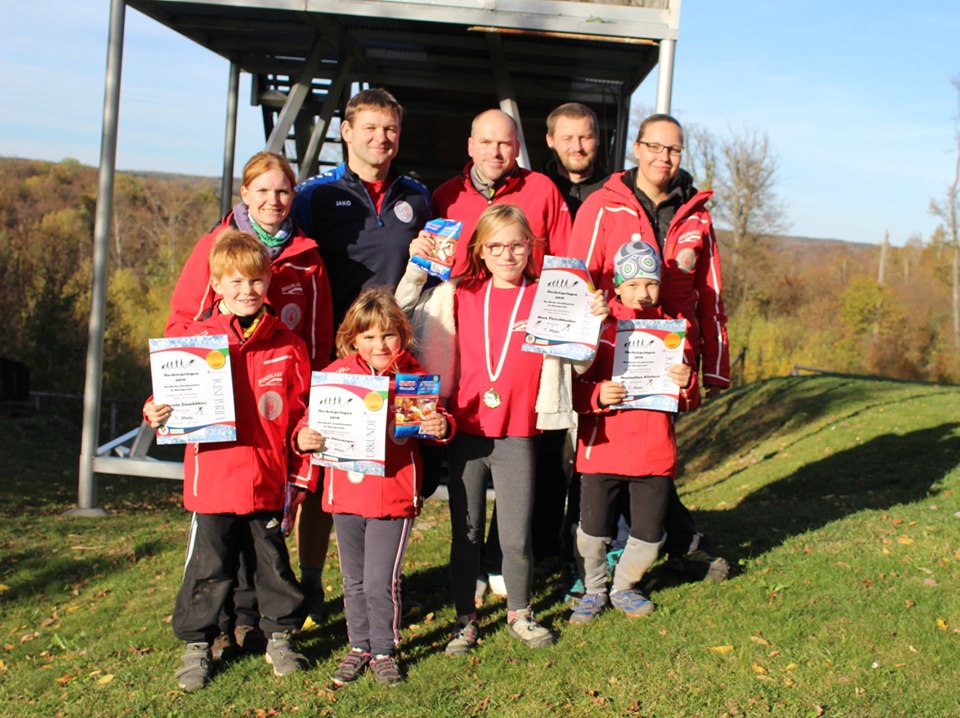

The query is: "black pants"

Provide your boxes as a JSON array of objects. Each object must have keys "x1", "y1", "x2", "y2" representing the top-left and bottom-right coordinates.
[
  {"x1": 579, "y1": 473, "x2": 670, "y2": 544},
  {"x1": 172, "y1": 512, "x2": 305, "y2": 644}
]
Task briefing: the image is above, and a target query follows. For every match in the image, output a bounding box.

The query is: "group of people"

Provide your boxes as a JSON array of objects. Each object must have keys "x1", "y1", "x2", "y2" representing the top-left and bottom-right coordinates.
[{"x1": 143, "y1": 88, "x2": 730, "y2": 692}]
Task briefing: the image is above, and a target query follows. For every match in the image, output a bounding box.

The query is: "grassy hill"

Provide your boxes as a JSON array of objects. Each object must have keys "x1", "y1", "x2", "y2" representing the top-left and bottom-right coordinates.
[{"x1": 1, "y1": 375, "x2": 958, "y2": 717}]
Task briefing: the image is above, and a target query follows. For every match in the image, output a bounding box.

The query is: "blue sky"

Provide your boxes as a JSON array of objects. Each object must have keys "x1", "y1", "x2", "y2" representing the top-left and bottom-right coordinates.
[{"x1": 1, "y1": 1, "x2": 957, "y2": 246}]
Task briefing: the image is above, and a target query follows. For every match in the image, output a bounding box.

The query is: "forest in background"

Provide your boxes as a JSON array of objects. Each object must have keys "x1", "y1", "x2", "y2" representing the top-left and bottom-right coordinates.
[{"x1": 2, "y1": 156, "x2": 959, "y2": 409}]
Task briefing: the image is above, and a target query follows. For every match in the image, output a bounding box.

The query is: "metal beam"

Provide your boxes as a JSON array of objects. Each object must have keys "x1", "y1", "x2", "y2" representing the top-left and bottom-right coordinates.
[
  {"x1": 266, "y1": 36, "x2": 328, "y2": 154},
  {"x1": 298, "y1": 55, "x2": 353, "y2": 182},
  {"x1": 73, "y1": 0, "x2": 128, "y2": 518},
  {"x1": 220, "y1": 60, "x2": 240, "y2": 217},
  {"x1": 486, "y1": 32, "x2": 529, "y2": 169},
  {"x1": 655, "y1": 38, "x2": 676, "y2": 114}
]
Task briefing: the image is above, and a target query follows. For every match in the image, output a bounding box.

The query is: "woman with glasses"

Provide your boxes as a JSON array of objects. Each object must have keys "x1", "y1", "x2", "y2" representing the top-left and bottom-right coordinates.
[
  {"x1": 566, "y1": 113, "x2": 731, "y2": 580},
  {"x1": 396, "y1": 204, "x2": 608, "y2": 656}
]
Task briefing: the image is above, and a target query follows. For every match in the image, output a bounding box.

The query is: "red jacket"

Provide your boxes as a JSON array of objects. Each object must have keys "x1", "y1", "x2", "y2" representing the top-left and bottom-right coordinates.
[
  {"x1": 574, "y1": 300, "x2": 699, "y2": 479},
  {"x1": 170, "y1": 307, "x2": 319, "y2": 514},
  {"x1": 431, "y1": 162, "x2": 572, "y2": 277},
  {"x1": 316, "y1": 350, "x2": 455, "y2": 519},
  {"x1": 166, "y1": 213, "x2": 334, "y2": 370},
  {"x1": 568, "y1": 172, "x2": 729, "y2": 388}
]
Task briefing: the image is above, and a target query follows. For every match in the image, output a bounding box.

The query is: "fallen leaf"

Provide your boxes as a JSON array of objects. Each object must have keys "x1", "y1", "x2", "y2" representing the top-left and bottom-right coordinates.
[
  {"x1": 0, "y1": 584, "x2": 8, "y2": 594},
  {"x1": 709, "y1": 645, "x2": 734, "y2": 654},
  {"x1": 905, "y1": 600, "x2": 915, "y2": 608},
  {"x1": 750, "y1": 636, "x2": 770, "y2": 646},
  {"x1": 897, "y1": 536, "x2": 914, "y2": 545},
  {"x1": 936, "y1": 618, "x2": 949, "y2": 631},
  {"x1": 56, "y1": 674, "x2": 77, "y2": 685},
  {"x1": 751, "y1": 663, "x2": 768, "y2": 675},
  {"x1": 922, "y1": 578, "x2": 939, "y2": 587},
  {"x1": 97, "y1": 674, "x2": 114, "y2": 685}
]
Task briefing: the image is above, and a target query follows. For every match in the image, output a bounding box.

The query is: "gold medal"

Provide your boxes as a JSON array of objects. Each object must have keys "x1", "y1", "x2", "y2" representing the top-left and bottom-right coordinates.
[{"x1": 483, "y1": 387, "x2": 501, "y2": 408}]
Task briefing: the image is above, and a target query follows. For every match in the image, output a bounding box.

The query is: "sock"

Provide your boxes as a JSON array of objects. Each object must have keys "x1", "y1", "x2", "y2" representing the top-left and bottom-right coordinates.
[
  {"x1": 576, "y1": 527, "x2": 611, "y2": 595},
  {"x1": 612, "y1": 536, "x2": 660, "y2": 593}
]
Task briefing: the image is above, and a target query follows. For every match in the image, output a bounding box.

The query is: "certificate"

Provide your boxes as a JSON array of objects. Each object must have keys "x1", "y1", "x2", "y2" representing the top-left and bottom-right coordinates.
[
  {"x1": 611, "y1": 319, "x2": 686, "y2": 412},
  {"x1": 308, "y1": 372, "x2": 389, "y2": 476},
  {"x1": 521, "y1": 256, "x2": 602, "y2": 361},
  {"x1": 148, "y1": 335, "x2": 236, "y2": 444}
]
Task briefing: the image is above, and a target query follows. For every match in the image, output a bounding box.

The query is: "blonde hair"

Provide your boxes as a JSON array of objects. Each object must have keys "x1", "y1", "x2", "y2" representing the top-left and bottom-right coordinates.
[
  {"x1": 458, "y1": 204, "x2": 541, "y2": 286},
  {"x1": 335, "y1": 287, "x2": 414, "y2": 359},
  {"x1": 208, "y1": 229, "x2": 271, "y2": 281},
  {"x1": 240, "y1": 151, "x2": 296, "y2": 192}
]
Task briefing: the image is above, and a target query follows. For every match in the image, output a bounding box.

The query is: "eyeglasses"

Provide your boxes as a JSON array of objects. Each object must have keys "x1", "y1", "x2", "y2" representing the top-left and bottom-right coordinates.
[
  {"x1": 483, "y1": 242, "x2": 529, "y2": 256},
  {"x1": 637, "y1": 141, "x2": 683, "y2": 157}
]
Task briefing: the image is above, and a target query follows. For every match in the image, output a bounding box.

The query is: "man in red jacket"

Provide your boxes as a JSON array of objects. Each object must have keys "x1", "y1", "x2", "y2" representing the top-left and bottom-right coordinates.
[{"x1": 431, "y1": 108, "x2": 571, "y2": 276}]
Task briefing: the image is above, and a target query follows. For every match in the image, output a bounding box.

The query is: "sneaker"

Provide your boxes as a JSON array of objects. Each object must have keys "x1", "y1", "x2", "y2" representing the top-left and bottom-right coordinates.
[
  {"x1": 445, "y1": 619, "x2": 480, "y2": 657},
  {"x1": 370, "y1": 654, "x2": 403, "y2": 687},
  {"x1": 331, "y1": 648, "x2": 371, "y2": 686},
  {"x1": 175, "y1": 642, "x2": 212, "y2": 691},
  {"x1": 211, "y1": 631, "x2": 236, "y2": 661},
  {"x1": 487, "y1": 573, "x2": 508, "y2": 597},
  {"x1": 234, "y1": 624, "x2": 267, "y2": 654},
  {"x1": 507, "y1": 610, "x2": 556, "y2": 648},
  {"x1": 668, "y1": 550, "x2": 730, "y2": 583},
  {"x1": 264, "y1": 631, "x2": 308, "y2": 677},
  {"x1": 568, "y1": 592, "x2": 609, "y2": 624},
  {"x1": 610, "y1": 589, "x2": 655, "y2": 618}
]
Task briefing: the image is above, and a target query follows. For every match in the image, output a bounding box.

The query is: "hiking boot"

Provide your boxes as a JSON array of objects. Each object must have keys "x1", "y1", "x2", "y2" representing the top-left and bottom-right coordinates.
[
  {"x1": 444, "y1": 619, "x2": 480, "y2": 657},
  {"x1": 667, "y1": 550, "x2": 730, "y2": 583},
  {"x1": 370, "y1": 654, "x2": 404, "y2": 687},
  {"x1": 610, "y1": 589, "x2": 655, "y2": 618},
  {"x1": 507, "y1": 610, "x2": 556, "y2": 648},
  {"x1": 331, "y1": 647, "x2": 371, "y2": 686},
  {"x1": 264, "y1": 631, "x2": 307, "y2": 676},
  {"x1": 235, "y1": 624, "x2": 267, "y2": 654},
  {"x1": 175, "y1": 642, "x2": 212, "y2": 691},
  {"x1": 568, "y1": 592, "x2": 609, "y2": 624},
  {"x1": 211, "y1": 631, "x2": 236, "y2": 661}
]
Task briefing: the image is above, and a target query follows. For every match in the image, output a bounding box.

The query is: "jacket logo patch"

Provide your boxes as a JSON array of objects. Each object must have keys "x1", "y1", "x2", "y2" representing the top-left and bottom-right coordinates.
[
  {"x1": 677, "y1": 231, "x2": 702, "y2": 245},
  {"x1": 258, "y1": 390, "x2": 283, "y2": 420},
  {"x1": 281, "y1": 283, "x2": 304, "y2": 295},
  {"x1": 258, "y1": 371, "x2": 285, "y2": 387},
  {"x1": 394, "y1": 200, "x2": 414, "y2": 223},
  {"x1": 675, "y1": 247, "x2": 697, "y2": 273},
  {"x1": 280, "y1": 302, "x2": 303, "y2": 329},
  {"x1": 336, "y1": 200, "x2": 352, "y2": 207}
]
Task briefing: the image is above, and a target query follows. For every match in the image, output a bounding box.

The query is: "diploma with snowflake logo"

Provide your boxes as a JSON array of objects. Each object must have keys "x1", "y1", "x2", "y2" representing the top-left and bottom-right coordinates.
[{"x1": 149, "y1": 335, "x2": 236, "y2": 444}]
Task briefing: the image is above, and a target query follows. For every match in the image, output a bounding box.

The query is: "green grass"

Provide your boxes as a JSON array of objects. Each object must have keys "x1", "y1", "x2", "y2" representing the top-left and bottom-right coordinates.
[{"x1": 1, "y1": 375, "x2": 959, "y2": 717}]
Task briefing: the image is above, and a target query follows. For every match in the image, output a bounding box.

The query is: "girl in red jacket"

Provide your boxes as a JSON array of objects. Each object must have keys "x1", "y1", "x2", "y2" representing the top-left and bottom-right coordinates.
[
  {"x1": 569, "y1": 241, "x2": 698, "y2": 623},
  {"x1": 298, "y1": 288, "x2": 452, "y2": 688}
]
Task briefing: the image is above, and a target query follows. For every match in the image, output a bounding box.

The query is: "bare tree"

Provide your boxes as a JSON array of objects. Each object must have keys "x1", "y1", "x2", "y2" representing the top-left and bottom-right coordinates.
[{"x1": 929, "y1": 75, "x2": 960, "y2": 348}]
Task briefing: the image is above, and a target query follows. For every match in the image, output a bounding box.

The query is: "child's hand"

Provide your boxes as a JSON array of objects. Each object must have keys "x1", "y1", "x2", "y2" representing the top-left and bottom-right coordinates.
[
  {"x1": 409, "y1": 230, "x2": 436, "y2": 260},
  {"x1": 296, "y1": 427, "x2": 326, "y2": 453},
  {"x1": 420, "y1": 412, "x2": 448, "y2": 439},
  {"x1": 144, "y1": 401, "x2": 172, "y2": 428},
  {"x1": 667, "y1": 362, "x2": 692, "y2": 388},
  {"x1": 588, "y1": 289, "x2": 610, "y2": 320},
  {"x1": 598, "y1": 380, "x2": 626, "y2": 407}
]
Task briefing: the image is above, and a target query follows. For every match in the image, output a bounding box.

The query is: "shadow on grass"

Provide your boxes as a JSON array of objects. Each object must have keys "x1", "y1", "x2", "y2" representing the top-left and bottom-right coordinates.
[{"x1": 692, "y1": 422, "x2": 960, "y2": 566}]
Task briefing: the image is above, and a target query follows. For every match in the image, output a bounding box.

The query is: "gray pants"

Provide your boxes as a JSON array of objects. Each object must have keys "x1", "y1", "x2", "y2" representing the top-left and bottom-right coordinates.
[
  {"x1": 447, "y1": 434, "x2": 536, "y2": 615},
  {"x1": 333, "y1": 513, "x2": 411, "y2": 657}
]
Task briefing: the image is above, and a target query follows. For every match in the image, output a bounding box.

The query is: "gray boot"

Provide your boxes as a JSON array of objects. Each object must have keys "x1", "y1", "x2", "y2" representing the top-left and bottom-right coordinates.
[
  {"x1": 175, "y1": 642, "x2": 212, "y2": 691},
  {"x1": 265, "y1": 631, "x2": 308, "y2": 676}
]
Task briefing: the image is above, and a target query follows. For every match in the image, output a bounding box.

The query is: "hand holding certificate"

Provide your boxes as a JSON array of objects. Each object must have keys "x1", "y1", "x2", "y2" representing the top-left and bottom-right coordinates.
[
  {"x1": 611, "y1": 319, "x2": 686, "y2": 413},
  {"x1": 308, "y1": 372, "x2": 389, "y2": 476},
  {"x1": 148, "y1": 335, "x2": 237, "y2": 444},
  {"x1": 522, "y1": 256, "x2": 604, "y2": 361}
]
